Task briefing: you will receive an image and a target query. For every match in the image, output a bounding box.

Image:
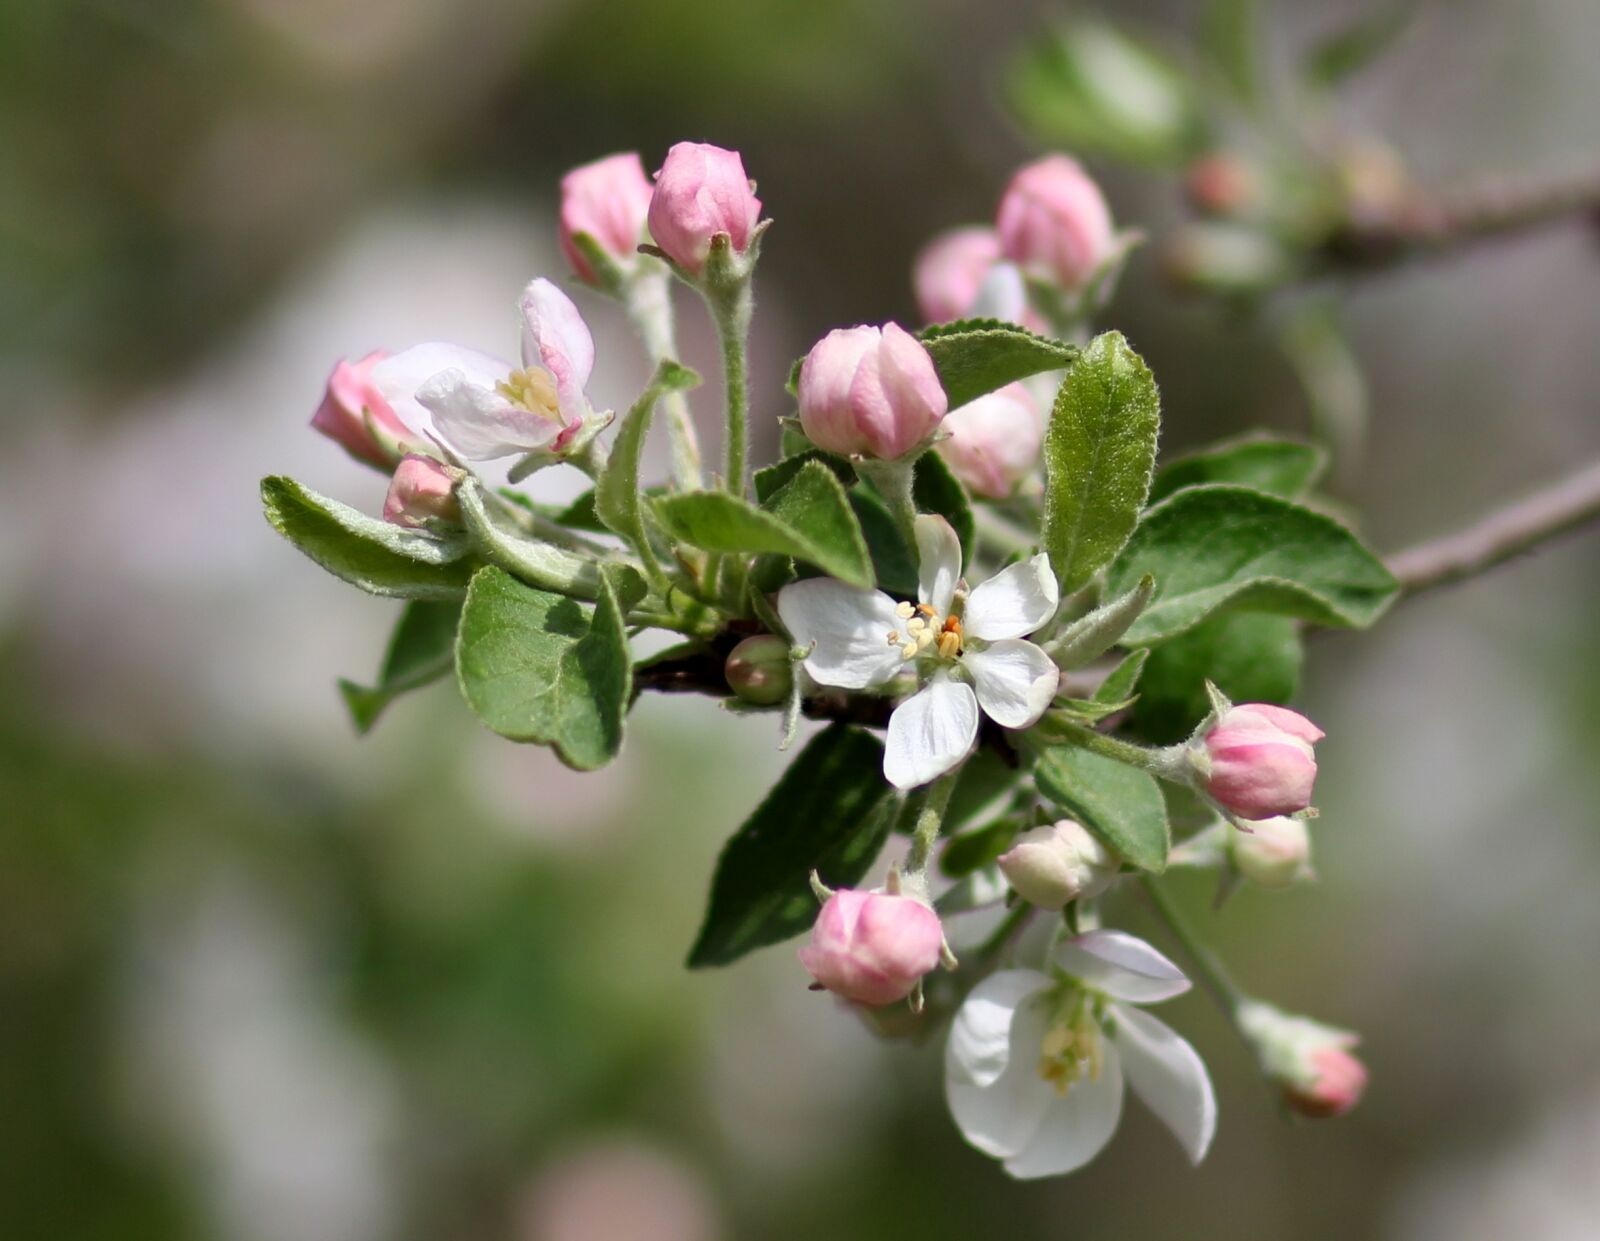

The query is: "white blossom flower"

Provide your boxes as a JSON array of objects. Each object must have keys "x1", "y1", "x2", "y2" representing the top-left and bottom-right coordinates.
[
  {"x1": 776, "y1": 514, "x2": 1059, "y2": 789},
  {"x1": 370, "y1": 278, "x2": 597, "y2": 460},
  {"x1": 945, "y1": 929, "x2": 1217, "y2": 1179}
]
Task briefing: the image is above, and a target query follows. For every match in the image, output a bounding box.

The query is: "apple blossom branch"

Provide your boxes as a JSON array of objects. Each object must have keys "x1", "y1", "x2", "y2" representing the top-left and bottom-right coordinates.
[
  {"x1": 1321, "y1": 159, "x2": 1600, "y2": 272},
  {"x1": 1385, "y1": 457, "x2": 1600, "y2": 596}
]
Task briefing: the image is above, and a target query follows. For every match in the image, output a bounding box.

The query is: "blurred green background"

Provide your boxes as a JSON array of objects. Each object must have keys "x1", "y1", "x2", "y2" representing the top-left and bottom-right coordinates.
[{"x1": 3, "y1": 1, "x2": 1599, "y2": 1238}]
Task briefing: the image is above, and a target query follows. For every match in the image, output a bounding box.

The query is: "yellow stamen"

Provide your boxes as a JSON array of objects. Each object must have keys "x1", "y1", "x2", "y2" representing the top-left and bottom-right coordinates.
[
  {"x1": 495, "y1": 366, "x2": 562, "y2": 418},
  {"x1": 894, "y1": 602, "x2": 916, "y2": 619},
  {"x1": 899, "y1": 641, "x2": 918, "y2": 660}
]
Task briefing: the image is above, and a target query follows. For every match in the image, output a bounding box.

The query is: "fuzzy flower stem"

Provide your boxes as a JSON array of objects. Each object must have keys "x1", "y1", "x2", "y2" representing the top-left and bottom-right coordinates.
[
  {"x1": 856, "y1": 457, "x2": 920, "y2": 552},
  {"x1": 905, "y1": 770, "x2": 960, "y2": 881},
  {"x1": 623, "y1": 269, "x2": 703, "y2": 490},
  {"x1": 707, "y1": 281, "x2": 753, "y2": 497}
]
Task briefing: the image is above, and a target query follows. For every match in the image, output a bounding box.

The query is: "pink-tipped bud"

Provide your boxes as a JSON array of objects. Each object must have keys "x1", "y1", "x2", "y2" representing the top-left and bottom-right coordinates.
[
  {"x1": 1183, "y1": 153, "x2": 1258, "y2": 217},
  {"x1": 935, "y1": 382, "x2": 1043, "y2": 499},
  {"x1": 797, "y1": 323, "x2": 947, "y2": 460},
  {"x1": 996, "y1": 154, "x2": 1116, "y2": 292},
  {"x1": 1199, "y1": 703, "x2": 1323, "y2": 820},
  {"x1": 997, "y1": 819, "x2": 1120, "y2": 911},
  {"x1": 798, "y1": 889, "x2": 944, "y2": 1007},
  {"x1": 312, "y1": 351, "x2": 415, "y2": 469},
  {"x1": 382, "y1": 454, "x2": 460, "y2": 528},
  {"x1": 913, "y1": 227, "x2": 1003, "y2": 324},
  {"x1": 724, "y1": 634, "x2": 793, "y2": 707},
  {"x1": 1231, "y1": 815, "x2": 1312, "y2": 888},
  {"x1": 559, "y1": 152, "x2": 655, "y2": 285},
  {"x1": 647, "y1": 142, "x2": 762, "y2": 274},
  {"x1": 1239, "y1": 1000, "x2": 1367, "y2": 1119}
]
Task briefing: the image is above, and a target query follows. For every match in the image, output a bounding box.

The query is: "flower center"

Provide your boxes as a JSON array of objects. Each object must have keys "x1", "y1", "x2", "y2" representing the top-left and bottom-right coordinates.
[
  {"x1": 886, "y1": 602, "x2": 964, "y2": 662},
  {"x1": 496, "y1": 366, "x2": 563, "y2": 420},
  {"x1": 1036, "y1": 988, "x2": 1105, "y2": 1096}
]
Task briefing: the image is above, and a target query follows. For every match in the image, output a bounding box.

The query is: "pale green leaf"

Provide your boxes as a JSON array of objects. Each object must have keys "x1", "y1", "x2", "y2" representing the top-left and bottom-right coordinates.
[
  {"x1": 1150, "y1": 435, "x2": 1326, "y2": 504},
  {"x1": 1034, "y1": 744, "x2": 1170, "y2": 872},
  {"x1": 338, "y1": 599, "x2": 461, "y2": 734},
  {"x1": 919, "y1": 319, "x2": 1080, "y2": 409}
]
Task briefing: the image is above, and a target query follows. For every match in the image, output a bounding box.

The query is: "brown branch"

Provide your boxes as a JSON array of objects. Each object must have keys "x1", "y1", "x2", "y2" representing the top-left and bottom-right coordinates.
[
  {"x1": 1385, "y1": 458, "x2": 1600, "y2": 596},
  {"x1": 1321, "y1": 160, "x2": 1600, "y2": 271}
]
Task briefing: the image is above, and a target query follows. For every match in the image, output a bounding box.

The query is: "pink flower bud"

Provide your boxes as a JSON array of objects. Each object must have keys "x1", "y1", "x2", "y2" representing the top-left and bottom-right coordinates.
[
  {"x1": 382, "y1": 454, "x2": 460, "y2": 528},
  {"x1": 996, "y1": 154, "x2": 1116, "y2": 291},
  {"x1": 798, "y1": 889, "x2": 944, "y2": 1007},
  {"x1": 998, "y1": 819, "x2": 1120, "y2": 910},
  {"x1": 559, "y1": 152, "x2": 655, "y2": 285},
  {"x1": 1183, "y1": 153, "x2": 1258, "y2": 217},
  {"x1": 724, "y1": 634, "x2": 793, "y2": 706},
  {"x1": 913, "y1": 227, "x2": 1003, "y2": 324},
  {"x1": 1285, "y1": 1045, "x2": 1369, "y2": 1119},
  {"x1": 796, "y1": 323, "x2": 948, "y2": 460},
  {"x1": 311, "y1": 351, "x2": 415, "y2": 469},
  {"x1": 935, "y1": 382, "x2": 1044, "y2": 499},
  {"x1": 1231, "y1": 815, "x2": 1312, "y2": 888},
  {"x1": 647, "y1": 142, "x2": 762, "y2": 274},
  {"x1": 1200, "y1": 703, "x2": 1324, "y2": 820}
]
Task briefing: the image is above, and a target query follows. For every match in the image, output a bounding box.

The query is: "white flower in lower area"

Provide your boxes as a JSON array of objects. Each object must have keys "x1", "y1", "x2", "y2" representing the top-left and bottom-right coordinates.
[
  {"x1": 776, "y1": 514, "x2": 1059, "y2": 789},
  {"x1": 371, "y1": 277, "x2": 598, "y2": 461},
  {"x1": 945, "y1": 930, "x2": 1217, "y2": 1179}
]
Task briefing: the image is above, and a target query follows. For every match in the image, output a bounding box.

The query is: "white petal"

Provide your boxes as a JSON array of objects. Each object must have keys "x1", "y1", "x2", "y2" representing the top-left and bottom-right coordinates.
[
  {"x1": 776, "y1": 578, "x2": 904, "y2": 690},
  {"x1": 915, "y1": 514, "x2": 963, "y2": 616},
  {"x1": 884, "y1": 677, "x2": 978, "y2": 790},
  {"x1": 945, "y1": 989, "x2": 1054, "y2": 1159},
  {"x1": 947, "y1": 969, "x2": 1053, "y2": 1088},
  {"x1": 418, "y1": 371, "x2": 564, "y2": 460},
  {"x1": 1003, "y1": 1041, "x2": 1124, "y2": 1179},
  {"x1": 1055, "y1": 930, "x2": 1192, "y2": 1004},
  {"x1": 966, "y1": 639, "x2": 1058, "y2": 730},
  {"x1": 964, "y1": 553, "x2": 1059, "y2": 641},
  {"x1": 1112, "y1": 1005, "x2": 1217, "y2": 1164},
  {"x1": 371, "y1": 343, "x2": 512, "y2": 438},
  {"x1": 519, "y1": 277, "x2": 595, "y2": 418}
]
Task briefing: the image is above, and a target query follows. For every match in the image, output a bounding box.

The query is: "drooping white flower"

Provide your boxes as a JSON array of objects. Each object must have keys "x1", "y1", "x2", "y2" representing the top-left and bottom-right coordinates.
[
  {"x1": 945, "y1": 929, "x2": 1217, "y2": 1179},
  {"x1": 776, "y1": 514, "x2": 1059, "y2": 789},
  {"x1": 370, "y1": 278, "x2": 598, "y2": 461}
]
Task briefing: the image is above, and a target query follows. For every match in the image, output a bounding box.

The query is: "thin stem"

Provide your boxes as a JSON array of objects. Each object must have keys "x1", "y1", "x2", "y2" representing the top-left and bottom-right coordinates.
[
  {"x1": 905, "y1": 771, "x2": 959, "y2": 880},
  {"x1": 708, "y1": 283, "x2": 753, "y2": 497},
  {"x1": 623, "y1": 269, "x2": 702, "y2": 491},
  {"x1": 1386, "y1": 458, "x2": 1600, "y2": 596},
  {"x1": 1137, "y1": 874, "x2": 1255, "y2": 1069},
  {"x1": 1032, "y1": 715, "x2": 1182, "y2": 780},
  {"x1": 857, "y1": 458, "x2": 920, "y2": 552}
]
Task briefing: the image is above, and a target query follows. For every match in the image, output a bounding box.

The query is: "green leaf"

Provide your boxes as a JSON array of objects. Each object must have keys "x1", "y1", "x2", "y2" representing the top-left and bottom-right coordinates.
[
  {"x1": 1149, "y1": 435, "x2": 1327, "y2": 504},
  {"x1": 753, "y1": 450, "x2": 856, "y2": 504},
  {"x1": 338, "y1": 600, "x2": 462, "y2": 734},
  {"x1": 499, "y1": 487, "x2": 609, "y2": 534},
  {"x1": 1034, "y1": 744, "x2": 1170, "y2": 872},
  {"x1": 595, "y1": 360, "x2": 701, "y2": 556},
  {"x1": 1095, "y1": 648, "x2": 1149, "y2": 705},
  {"x1": 1129, "y1": 613, "x2": 1302, "y2": 744},
  {"x1": 940, "y1": 817, "x2": 1024, "y2": 879},
  {"x1": 850, "y1": 490, "x2": 918, "y2": 596},
  {"x1": 1107, "y1": 484, "x2": 1398, "y2": 644},
  {"x1": 261, "y1": 476, "x2": 474, "y2": 600},
  {"x1": 457, "y1": 478, "x2": 604, "y2": 599},
  {"x1": 1049, "y1": 574, "x2": 1155, "y2": 669},
  {"x1": 919, "y1": 319, "x2": 1080, "y2": 410},
  {"x1": 1304, "y1": 7, "x2": 1415, "y2": 88},
  {"x1": 1200, "y1": 0, "x2": 1263, "y2": 106},
  {"x1": 1006, "y1": 20, "x2": 1209, "y2": 166},
  {"x1": 1042, "y1": 331, "x2": 1162, "y2": 595},
  {"x1": 687, "y1": 725, "x2": 895, "y2": 968},
  {"x1": 454, "y1": 565, "x2": 633, "y2": 770},
  {"x1": 653, "y1": 466, "x2": 874, "y2": 589}
]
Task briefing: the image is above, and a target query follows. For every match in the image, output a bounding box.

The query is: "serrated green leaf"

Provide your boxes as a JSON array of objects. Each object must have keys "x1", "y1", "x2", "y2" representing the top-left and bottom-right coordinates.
[
  {"x1": 1006, "y1": 20, "x2": 1209, "y2": 166},
  {"x1": 457, "y1": 478, "x2": 604, "y2": 599},
  {"x1": 1034, "y1": 744, "x2": 1170, "y2": 872},
  {"x1": 1043, "y1": 331, "x2": 1161, "y2": 595},
  {"x1": 918, "y1": 319, "x2": 1081, "y2": 409},
  {"x1": 261, "y1": 475, "x2": 474, "y2": 600},
  {"x1": 753, "y1": 450, "x2": 856, "y2": 504},
  {"x1": 454, "y1": 565, "x2": 632, "y2": 770},
  {"x1": 1095, "y1": 648, "x2": 1149, "y2": 704},
  {"x1": 595, "y1": 360, "x2": 701, "y2": 557},
  {"x1": 1129, "y1": 613, "x2": 1302, "y2": 744},
  {"x1": 1150, "y1": 435, "x2": 1327, "y2": 504},
  {"x1": 338, "y1": 599, "x2": 462, "y2": 733},
  {"x1": 687, "y1": 725, "x2": 894, "y2": 968},
  {"x1": 653, "y1": 466, "x2": 873, "y2": 589},
  {"x1": 1107, "y1": 484, "x2": 1397, "y2": 644}
]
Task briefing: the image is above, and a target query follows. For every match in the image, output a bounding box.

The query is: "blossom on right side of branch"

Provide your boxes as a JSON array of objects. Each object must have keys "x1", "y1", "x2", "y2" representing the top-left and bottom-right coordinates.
[
  {"x1": 1190, "y1": 702, "x2": 1324, "y2": 820},
  {"x1": 996, "y1": 154, "x2": 1117, "y2": 293},
  {"x1": 647, "y1": 142, "x2": 763, "y2": 275}
]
